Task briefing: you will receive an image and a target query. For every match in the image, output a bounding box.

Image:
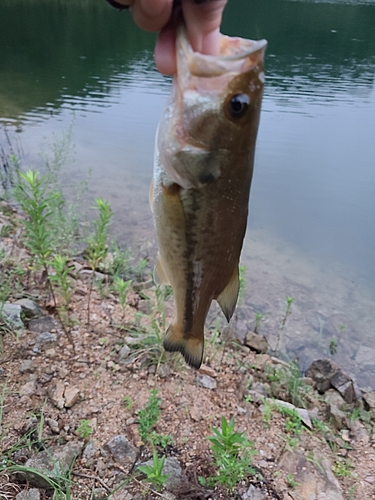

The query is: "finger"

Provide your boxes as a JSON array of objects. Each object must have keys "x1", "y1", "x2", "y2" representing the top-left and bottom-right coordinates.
[
  {"x1": 182, "y1": 0, "x2": 227, "y2": 54},
  {"x1": 132, "y1": 0, "x2": 174, "y2": 32},
  {"x1": 155, "y1": 26, "x2": 178, "y2": 75}
]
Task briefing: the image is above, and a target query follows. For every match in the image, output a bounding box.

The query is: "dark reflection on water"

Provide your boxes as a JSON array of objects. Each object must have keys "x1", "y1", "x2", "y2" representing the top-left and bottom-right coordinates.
[{"x1": 1, "y1": 0, "x2": 375, "y2": 388}]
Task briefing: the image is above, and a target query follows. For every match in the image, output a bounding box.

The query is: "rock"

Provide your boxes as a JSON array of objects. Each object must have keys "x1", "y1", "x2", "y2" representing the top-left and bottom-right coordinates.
[
  {"x1": 198, "y1": 364, "x2": 218, "y2": 378},
  {"x1": 350, "y1": 419, "x2": 369, "y2": 444},
  {"x1": 157, "y1": 364, "x2": 171, "y2": 379},
  {"x1": 78, "y1": 269, "x2": 107, "y2": 283},
  {"x1": 363, "y1": 391, "x2": 375, "y2": 410},
  {"x1": 64, "y1": 386, "x2": 80, "y2": 408},
  {"x1": 194, "y1": 374, "x2": 217, "y2": 390},
  {"x1": 47, "y1": 418, "x2": 59, "y2": 434},
  {"x1": 137, "y1": 299, "x2": 151, "y2": 314},
  {"x1": 82, "y1": 440, "x2": 100, "y2": 466},
  {"x1": 355, "y1": 345, "x2": 375, "y2": 367},
  {"x1": 118, "y1": 344, "x2": 131, "y2": 361},
  {"x1": 109, "y1": 486, "x2": 134, "y2": 500},
  {"x1": 28, "y1": 316, "x2": 57, "y2": 334},
  {"x1": 37, "y1": 332, "x2": 57, "y2": 347},
  {"x1": 330, "y1": 370, "x2": 356, "y2": 404},
  {"x1": 22, "y1": 442, "x2": 83, "y2": 488},
  {"x1": 326, "y1": 404, "x2": 348, "y2": 430},
  {"x1": 14, "y1": 299, "x2": 43, "y2": 319},
  {"x1": 271, "y1": 399, "x2": 313, "y2": 429},
  {"x1": 306, "y1": 358, "x2": 339, "y2": 393},
  {"x1": 252, "y1": 382, "x2": 268, "y2": 397},
  {"x1": 19, "y1": 376, "x2": 37, "y2": 397},
  {"x1": 105, "y1": 435, "x2": 138, "y2": 464},
  {"x1": 2, "y1": 303, "x2": 25, "y2": 335},
  {"x1": 323, "y1": 389, "x2": 346, "y2": 410},
  {"x1": 19, "y1": 359, "x2": 37, "y2": 374},
  {"x1": 244, "y1": 331, "x2": 268, "y2": 354},
  {"x1": 246, "y1": 390, "x2": 266, "y2": 404},
  {"x1": 15, "y1": 489, "x2": 41, "y2": 500},
  {"x1": 242, "y1": 484, "x2": 267, "y2": 499},
  {"x1": 48, "y1": 380, "x2": 65, "y2": 409},
  {"x1": 279, "y1": 450, "x2": 345, "y2": 500}
]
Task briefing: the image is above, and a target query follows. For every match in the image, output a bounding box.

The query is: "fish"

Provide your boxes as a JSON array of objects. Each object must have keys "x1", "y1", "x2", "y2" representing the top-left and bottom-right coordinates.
[{"x1": 151, "y1": 25, "x2": 267, "y2": 369}]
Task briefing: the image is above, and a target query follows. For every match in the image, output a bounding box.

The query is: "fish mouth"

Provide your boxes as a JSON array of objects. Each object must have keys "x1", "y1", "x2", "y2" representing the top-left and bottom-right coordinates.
[{"x1": 177, "y1": 25, "x2": 267, "y2": 79}]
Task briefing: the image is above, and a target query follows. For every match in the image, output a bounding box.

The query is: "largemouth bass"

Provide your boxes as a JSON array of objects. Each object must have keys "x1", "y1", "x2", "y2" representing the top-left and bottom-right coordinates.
[{"x1": 152, "y1": 25, "x2": 267, "y2": 369}]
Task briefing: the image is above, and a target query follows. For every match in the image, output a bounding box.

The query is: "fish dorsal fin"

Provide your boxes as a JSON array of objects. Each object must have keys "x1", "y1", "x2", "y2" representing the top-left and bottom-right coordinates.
[
  {"x1": 216, "y1": 266, "x2": 240, "y2": 322},
  {"x1": 154, "y1": 253, "x2": 170, "y2": 285}
]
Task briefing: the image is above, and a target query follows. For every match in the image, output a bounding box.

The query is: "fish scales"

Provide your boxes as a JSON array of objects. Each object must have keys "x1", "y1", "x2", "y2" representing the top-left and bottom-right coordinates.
[{"x1": 152, "y1": 25, "x2": 267, "y2": 369}]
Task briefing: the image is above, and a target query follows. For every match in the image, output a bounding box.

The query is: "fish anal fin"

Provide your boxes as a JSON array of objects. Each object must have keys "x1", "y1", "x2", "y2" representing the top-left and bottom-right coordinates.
[
  {"x1": 163, "y1": 323, "x2": 204, "y2": 369},
  {"x1": 216, "y1": 266, "x2": 240, "y2": 322},
  {"x1": 154, "y1": 254, "x2": 170, "y2": 286}
]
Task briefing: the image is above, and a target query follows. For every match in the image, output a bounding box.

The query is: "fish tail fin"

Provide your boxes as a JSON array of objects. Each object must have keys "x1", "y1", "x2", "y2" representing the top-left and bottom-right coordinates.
[{"x1": 163, "y1": 323, "x2": 204, "y2": 369}]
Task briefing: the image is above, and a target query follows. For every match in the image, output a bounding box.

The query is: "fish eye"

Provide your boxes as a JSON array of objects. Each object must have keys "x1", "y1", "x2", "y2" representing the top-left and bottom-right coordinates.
[{"x1": 227, "y1": 94, "x2": 250, "y2": 119}]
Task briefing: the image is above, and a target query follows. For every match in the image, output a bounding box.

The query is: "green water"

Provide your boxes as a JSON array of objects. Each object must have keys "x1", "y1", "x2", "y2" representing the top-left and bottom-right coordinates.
[{"x1": 1, "y1": 0, "x2": 375, "y2": 388}]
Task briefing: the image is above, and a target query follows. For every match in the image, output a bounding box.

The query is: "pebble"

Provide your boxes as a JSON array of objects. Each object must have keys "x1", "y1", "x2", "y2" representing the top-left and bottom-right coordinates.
[
  {"x1": 19, "y1": 359, "x2": 36, "y2": 374},
  {"x1": 194, "y1": 374, "x2": 217, "y2": 390}
]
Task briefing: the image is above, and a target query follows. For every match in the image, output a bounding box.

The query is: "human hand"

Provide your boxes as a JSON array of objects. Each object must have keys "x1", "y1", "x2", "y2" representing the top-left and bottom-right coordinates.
[{"x1": 106, "y1": 0, "x2": 227, "y2": 75}]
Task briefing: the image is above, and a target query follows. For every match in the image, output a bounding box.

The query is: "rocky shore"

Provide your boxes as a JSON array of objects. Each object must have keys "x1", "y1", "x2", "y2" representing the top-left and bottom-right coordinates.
[{"x1": 1, "y1": 199, "x2": 375, "y2": 500}]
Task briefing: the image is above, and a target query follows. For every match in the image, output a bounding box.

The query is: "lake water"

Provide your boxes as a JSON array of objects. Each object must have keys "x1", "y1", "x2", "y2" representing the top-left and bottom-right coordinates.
[{"x1": 1, "y1": 0, "x2": 374, "y2": 388}]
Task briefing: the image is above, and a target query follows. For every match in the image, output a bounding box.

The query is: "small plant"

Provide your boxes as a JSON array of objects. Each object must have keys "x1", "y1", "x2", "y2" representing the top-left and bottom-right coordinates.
[
  {"x1": 76, "y1": 419, "x2": 93, "y2": 440},
  {"x1": 138, "y1": 390, "x2": 161, "y2": 444},
  {"x1": 267, "y1": 360, "x2": 308, "y2": 408},
  {"x1": 86, "y1": 197, "x2": 113, "y2": 324},
  {"x1": 138, "y1": 450, "x2": 169, "y2": 491},
  {"x1": 49, "y1": 254, "x2": 75, "y2": 329},
  {"x1": 329, "y1": 337, "x2": 338, "y2": 355},
  {"x1": 281, "y1": 296, "x2": 294, "y2": 330},
  {"x1": 349, "y1": 407, "x2": 371, "y2": 424},
  {"x1": 276, "y1": 404, "x2": 303, "y2": 436},
  {"x1": 332, "y1": 458, "x2": 353, "y2": 477},
  {"x1": 113, "y1": 276, "x2": 132, "y2": 321},
  {"x1": 14, "y1": 169, "x2": 74, "y2": 347},
  {"x1": 148, "y1": 432, "x2": 174, "y2": 449},
  {"x1": 312, "y1": 417, "x2": 330, "y2": 435},
  {"x1": 203, "y1": 416, "x2": 256, "y2": 491},
  {"x1": 238, "y1": 264, "x2": 246, "y2": 306},
  {"x1": 135, "y1": 257, "x2": 148, "y2": 280},
  {"x1": 122, "y1": 395, "x2": 133, "y2": 411},
  {"x1": 286, "y1": 472, "x2": 300, "y2": 488},
  {"x1": 254, "y1": 312, "x2": 263, "y2": 334},
  {"x1": 275, "y1": 296, "x2": 294, "y2": 352}
]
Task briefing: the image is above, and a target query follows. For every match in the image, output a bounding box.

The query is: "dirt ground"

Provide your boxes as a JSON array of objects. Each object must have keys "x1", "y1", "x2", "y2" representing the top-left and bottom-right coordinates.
[{"x1": 1, "y1": 205, "x2": 375, "y2": 500}]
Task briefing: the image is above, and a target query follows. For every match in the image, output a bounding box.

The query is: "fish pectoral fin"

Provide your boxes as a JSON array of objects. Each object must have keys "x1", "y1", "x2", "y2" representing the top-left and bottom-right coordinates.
[
  {"x1": 163, "y1": 323, "x2": 204, "y2": 369},
  {"x1": 154, "y1": 254, "x2": 171, "y2": 286},
  {"x1": 216, "y1": 266, "x2": 240, "y2": 322}
]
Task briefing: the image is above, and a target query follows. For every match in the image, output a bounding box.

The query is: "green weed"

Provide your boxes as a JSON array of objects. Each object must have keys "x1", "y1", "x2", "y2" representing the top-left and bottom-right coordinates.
[
  {"x1": 112, "y1": 276, "x2": 132, "y2": 322},
  {"x1": 254, "y1": 312, "x2": 264, "y2": 334},
  {"x1": 332, "y1": 458, "x2": 353, "y2": 477},
  {"x1": 203, "y1": 416, "x2": 256, "y2": 491},
  {"x1": 267, "y1": 360, "x2": 308, "y2": 408},
  {"x1": 14, "y1": 169, "x2": 74, "y2": 347},
  {"x1": 76, "y1": 419, "x2": 93, "y2": 440},
  {"x1": 138, "y1": 390, "x2": 161, "y2": 444},
  {"x1": 329, "y1": 337, "x2": 338, "y2": 355},
  {"x1": 86, "y1": 197, "x2": 113, "y2": 325},
  {"x1": 122, "y1": 395, "x2": 133, "y2": 411},
  {"x1": 138, "y1": 450, "x2": 169, "y2": 491},
  {"x1": 286, "y1": 472, "x2": 300, "y2": 488}
]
